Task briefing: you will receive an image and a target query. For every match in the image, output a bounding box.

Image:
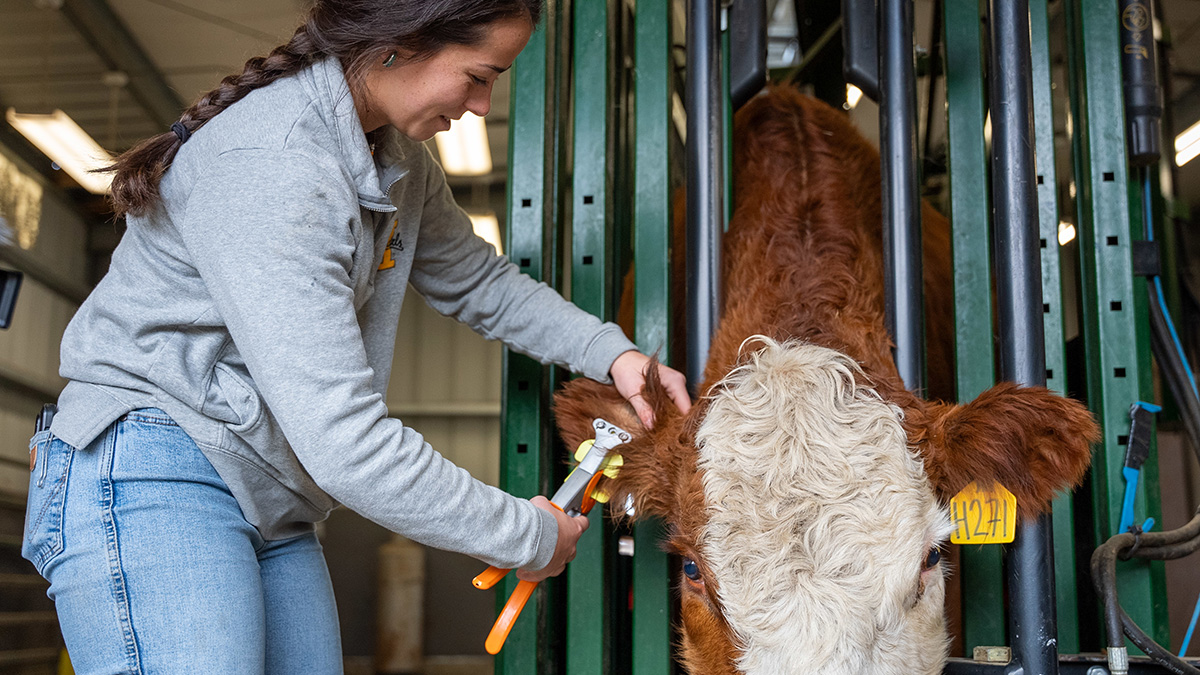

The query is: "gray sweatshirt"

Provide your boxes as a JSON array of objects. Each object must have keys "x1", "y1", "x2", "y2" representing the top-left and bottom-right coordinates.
[{"x1": 50, "y1": 57, "x2": 636, "y2": 572}]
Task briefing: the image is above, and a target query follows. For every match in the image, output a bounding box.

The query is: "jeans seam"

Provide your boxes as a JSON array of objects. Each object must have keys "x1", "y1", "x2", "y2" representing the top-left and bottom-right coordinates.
[{"x1": 99, "y1": 425, "x2": 144, "y2": 674}]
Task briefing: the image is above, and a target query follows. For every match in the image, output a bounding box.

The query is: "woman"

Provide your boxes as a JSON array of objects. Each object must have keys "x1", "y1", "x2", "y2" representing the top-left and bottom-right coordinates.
[{"x1": 22, "y1": 0, "x2": 690, "y2": 672}]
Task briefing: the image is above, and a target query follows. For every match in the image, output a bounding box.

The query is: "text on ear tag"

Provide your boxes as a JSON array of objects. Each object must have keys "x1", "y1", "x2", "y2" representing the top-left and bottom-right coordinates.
[{"x1": 950, "y1": 481, "x2": 1017, "y2": 545}]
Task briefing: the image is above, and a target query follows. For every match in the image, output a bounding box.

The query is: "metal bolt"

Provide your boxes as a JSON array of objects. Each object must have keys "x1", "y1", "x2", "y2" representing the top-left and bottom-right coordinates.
[{"x1": 618, "y1": 536, "x2": 635, "y2": 557}]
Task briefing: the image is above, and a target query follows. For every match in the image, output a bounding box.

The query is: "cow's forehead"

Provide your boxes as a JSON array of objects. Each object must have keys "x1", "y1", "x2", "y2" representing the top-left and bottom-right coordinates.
[{"x1": 694, "y1": 339, "x2": 946, "y2": 674}]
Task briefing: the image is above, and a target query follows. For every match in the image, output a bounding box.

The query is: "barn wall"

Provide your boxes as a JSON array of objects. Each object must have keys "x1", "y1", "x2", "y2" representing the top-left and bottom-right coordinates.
[
  {"x1": 325, "y1": 288, "x2": 505, "y2": 671},
  {"x1": 0, "y1": 153, "x2": 87, "y2": 502}
]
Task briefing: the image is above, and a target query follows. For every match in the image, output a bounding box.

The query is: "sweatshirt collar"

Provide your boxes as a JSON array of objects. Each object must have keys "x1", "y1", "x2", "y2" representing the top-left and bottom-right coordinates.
[{"x1": 303, "y1": 57, "x2": 398, "y2": 213}]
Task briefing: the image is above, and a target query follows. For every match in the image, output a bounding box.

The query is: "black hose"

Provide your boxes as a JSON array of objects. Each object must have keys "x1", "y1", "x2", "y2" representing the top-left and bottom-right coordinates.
[
  {"x1": 1148, "y1": 286, "x2": 1200, "y2": 466},
  {"x1": 1091, "y1": 509, "x2": 1200, "y2": 675},
  {"x1": 1091, "y1": 531, "x2": 1130, "y2": 661},
  {"x1": 1121, "y1": 608, "x2": 1199, "y2": 675}
]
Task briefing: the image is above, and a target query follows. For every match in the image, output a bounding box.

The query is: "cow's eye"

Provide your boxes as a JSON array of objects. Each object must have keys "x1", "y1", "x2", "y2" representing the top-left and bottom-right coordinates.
[
  {"x1": 923, "y1": 547, "x2": 942, "y2": 571},
  {"x1": 682, "y1": 557, "x2": 701, "y2": 581}
]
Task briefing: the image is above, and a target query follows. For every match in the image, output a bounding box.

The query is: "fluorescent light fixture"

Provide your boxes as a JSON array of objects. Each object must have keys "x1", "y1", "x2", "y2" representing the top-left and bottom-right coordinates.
[
  {"x1": 6, "y1": 109, "x2": 113, "y2": 194},
  {"x1": 469, "y1": 212, "x2": 503, "y2": 256},
  {"x1": 434, "y1": 113, "x2": 492, "y2": 176},
  {"x1": 1177, "y1": 119, "x2": 1200, "y2": 166},
  {"x1": 1058, "y1": 220, "x2": 1076, "y2": 246},
  {"x1": 844, "y1": 84, "x2": 863, "y2": 110}
]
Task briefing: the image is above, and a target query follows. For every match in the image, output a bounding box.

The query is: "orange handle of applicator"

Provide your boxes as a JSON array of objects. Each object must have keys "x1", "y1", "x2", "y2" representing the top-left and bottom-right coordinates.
[
  {"x1": 477, "y1": 470, "x2": 606, "y2": 653},
  {"x1": 473, "y1": 565, "x2": 510, "y2": 590},
  {"x1": 484, "y1": 579, "x2": 537, "y2": 655}
]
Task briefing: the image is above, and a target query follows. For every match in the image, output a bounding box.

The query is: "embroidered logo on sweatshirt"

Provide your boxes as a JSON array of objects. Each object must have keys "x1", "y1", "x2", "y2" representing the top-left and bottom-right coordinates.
[{"x1": 378, "y1": 218, "x2": 404, "y2": 270}]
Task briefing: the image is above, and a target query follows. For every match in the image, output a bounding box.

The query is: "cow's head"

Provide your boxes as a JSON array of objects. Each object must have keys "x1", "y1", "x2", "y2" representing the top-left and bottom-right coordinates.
[{"x1": 554, "y1": 338, "x2": 1097, "y2": 675}]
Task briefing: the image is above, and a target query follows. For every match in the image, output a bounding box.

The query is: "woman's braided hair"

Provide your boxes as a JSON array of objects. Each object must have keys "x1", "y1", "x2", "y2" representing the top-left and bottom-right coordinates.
[{"x1": 108, "y1": 0, "x2": 542, "y2": 217}]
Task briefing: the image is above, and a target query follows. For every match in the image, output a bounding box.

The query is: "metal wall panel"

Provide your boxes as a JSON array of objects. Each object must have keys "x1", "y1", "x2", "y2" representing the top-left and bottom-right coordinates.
[{"x1": 0, "y1": 173, "x2": 88, "y2": 502}]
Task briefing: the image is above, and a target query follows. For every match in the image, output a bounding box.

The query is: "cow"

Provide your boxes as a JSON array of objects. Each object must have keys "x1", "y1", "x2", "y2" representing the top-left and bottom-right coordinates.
[{"x1": 551, "y1": 87, "x2": 1099, "y2": 675}]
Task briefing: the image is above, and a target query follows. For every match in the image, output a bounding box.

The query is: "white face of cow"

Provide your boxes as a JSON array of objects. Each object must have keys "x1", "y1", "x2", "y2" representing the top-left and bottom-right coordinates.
[{"x1": 696, "y1": 339, "x2": 953, "y2": 674}]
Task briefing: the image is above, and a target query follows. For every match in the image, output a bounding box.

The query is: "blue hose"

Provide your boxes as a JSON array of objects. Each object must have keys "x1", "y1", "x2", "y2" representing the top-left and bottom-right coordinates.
[
  {"x1": 1144, "y1": 177, "x2": 1199, "y2": 400},
  {"x1": 1140, "y1": 174, "x2": 1200, "y2": 658}
]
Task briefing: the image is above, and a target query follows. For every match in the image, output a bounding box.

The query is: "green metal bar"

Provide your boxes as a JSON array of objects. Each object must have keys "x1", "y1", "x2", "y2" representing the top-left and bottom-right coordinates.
[
  {"x1": 569, "y1": 0, "x2": 614, "y2": 670},
  {"x1": 1029, "y1": 0, "x2": 1080, "y2": 653},
  {"x1": 632, "y1": 0, "x2": 673, "y2": 668},
  {"x1": 943, "y1": 0, "x2": 1004, "y2": 651},
  {"x1": 1065, "y1": 0, "x2": 1169, "y2": 651},
  {"x1": 499, "y1": 14, "x2": 553, "y2": 674}
]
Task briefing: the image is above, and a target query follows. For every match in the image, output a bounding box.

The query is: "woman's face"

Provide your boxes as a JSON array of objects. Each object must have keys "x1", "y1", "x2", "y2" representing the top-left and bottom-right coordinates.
[{"x1": 358, "y1": 15, "x2": 533, "y2": 140}]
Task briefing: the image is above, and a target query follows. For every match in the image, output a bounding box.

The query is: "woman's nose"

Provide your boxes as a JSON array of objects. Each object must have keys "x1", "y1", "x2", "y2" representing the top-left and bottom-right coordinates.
[{"x1": 466, "y1": 85, "x2": 492, "y2": 117}]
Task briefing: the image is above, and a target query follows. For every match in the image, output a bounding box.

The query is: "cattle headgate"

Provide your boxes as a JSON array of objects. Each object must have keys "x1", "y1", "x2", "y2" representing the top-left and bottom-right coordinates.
[{"x1": 495, "y1": 0, "x2": 1196, "y2": 673}]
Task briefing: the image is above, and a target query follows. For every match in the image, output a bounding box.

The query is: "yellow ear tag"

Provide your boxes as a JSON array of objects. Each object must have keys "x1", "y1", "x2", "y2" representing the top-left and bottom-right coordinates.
[
  {"x1": 572, "y1": 439, "x2": 624, "y2": 504},
  {"x1": 950, "y1": 481, "x2": 1017, "y2": 545}
]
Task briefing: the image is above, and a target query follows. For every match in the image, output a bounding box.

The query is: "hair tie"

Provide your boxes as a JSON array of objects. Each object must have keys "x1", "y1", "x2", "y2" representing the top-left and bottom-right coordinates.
[{"x1": 171, "y1": 121, "x2": 191, "y2": 143}]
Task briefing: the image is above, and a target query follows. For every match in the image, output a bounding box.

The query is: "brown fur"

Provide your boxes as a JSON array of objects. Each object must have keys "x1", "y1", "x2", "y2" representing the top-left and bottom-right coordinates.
[{"x1": 553, "y1": 87, "x2": 1099, "y2": 673}]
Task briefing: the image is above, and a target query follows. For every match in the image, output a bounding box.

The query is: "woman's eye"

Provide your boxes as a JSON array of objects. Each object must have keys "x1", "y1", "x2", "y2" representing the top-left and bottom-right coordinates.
[
  {"x1": 470, "y1": 74, "x2": 487, "y2": 86},
  {"x1": 923, "y1": 547, "x2": 942, "y2": 570},
  {"x1": 682, "y1": 557, "x2": 701, "y2": 581}
]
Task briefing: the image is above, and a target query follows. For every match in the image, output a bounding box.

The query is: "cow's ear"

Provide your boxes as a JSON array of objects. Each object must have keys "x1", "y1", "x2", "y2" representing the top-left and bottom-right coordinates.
[
  {"x1": 553, "y1": 377, "x2": 645, "y2": 454},
  {"x1": 553, "y1": 362, "x2": 690, "y2": 520},
  {"x1": 912, "y1": 383, "x2": 1100, "y2": 519}
]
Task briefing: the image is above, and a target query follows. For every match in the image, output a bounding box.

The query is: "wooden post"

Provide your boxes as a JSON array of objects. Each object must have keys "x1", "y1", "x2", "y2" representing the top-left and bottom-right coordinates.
[{"x1": 376, "y1": 536, "x2": 425, "y2": 674}]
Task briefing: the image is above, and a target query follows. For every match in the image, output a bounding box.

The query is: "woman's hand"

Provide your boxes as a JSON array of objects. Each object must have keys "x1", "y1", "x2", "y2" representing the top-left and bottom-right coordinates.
[
  {"x1": 517, "y1": 496, "x2": 590, "y2": 582},
  {"x1": 609, "y1": 350, "x2": 691, "y2": 429}
]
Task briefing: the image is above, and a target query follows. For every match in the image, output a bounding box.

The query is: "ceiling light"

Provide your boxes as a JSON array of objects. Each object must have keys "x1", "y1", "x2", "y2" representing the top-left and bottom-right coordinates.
[
  {"x1": 469, "y1": 212, "x2": 503, "y2": 256},
  {"x1": 434, "y1": 113, "x2": 492, "y2": 176},
  {"x1": 1177, "y1": 142, "x2": 1200, "y2": 168},
  {"x1": 844, "y1": 84, "x2": 863, "y2": 110},
  {"x1": 1058, "y1": 220, "x2": 1076, "y2": 246},
  {"x1": 6, "y1": 109, "x2": 113, "y2": 194},
  {"x1": 1177, "y1": 119, "x2": 1200, "y2": 167}
]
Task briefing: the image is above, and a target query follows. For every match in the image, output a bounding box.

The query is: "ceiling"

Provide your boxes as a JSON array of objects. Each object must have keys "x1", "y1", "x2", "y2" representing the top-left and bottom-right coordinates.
[
  {"x1": 0, "y1": 0, "x2": 514, "y2": 209},
  {"x1": 0, "y1": 0, "x2": 308, "y2": 157},
  {"x1": 3, "y1": 0, "x2": 1200, "y2": 227}
]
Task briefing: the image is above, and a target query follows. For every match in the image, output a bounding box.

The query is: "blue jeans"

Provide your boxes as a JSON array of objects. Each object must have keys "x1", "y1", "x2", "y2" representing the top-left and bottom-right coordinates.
[{"x1": 22, "y1": 409, "x2": 343, "y2": 674}]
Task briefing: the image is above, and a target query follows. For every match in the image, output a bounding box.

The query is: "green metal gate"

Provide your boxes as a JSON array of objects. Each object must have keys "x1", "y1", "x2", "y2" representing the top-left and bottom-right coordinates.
[
  {"x1": 498, "y1": 0, "x2": 680, "y2": 670},
  {"x1": 944, "y1": 0, "x2": 1169, "y2": 657}
]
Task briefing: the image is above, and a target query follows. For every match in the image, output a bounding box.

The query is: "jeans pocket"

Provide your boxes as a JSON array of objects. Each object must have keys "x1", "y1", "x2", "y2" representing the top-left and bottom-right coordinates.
[{"x1": 22, "y1": 431, "x2": 73, "y2": 575}]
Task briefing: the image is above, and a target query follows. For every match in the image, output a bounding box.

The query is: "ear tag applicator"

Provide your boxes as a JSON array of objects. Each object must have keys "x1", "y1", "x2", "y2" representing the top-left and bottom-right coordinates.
[{"x1": 573, "y1": 438, "x2": 623, "y2": 503}]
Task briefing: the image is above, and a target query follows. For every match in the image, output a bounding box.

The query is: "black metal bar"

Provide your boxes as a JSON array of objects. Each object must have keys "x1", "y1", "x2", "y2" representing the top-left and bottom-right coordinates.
[
  {"x1": 943, "y1": 655, "x2": 1200, "y2": 675},
  {"x1": 922, "y1": 0, "x2": 943, "y2": 174},
  {"x1": 685, "y1": 0, "x2": 724, "y2": 394},
  {"x1": 842, "y1": 0, "x2": 879, "y2": 101},
  {"x1": 729, "y1": 0, "x2": 767, "y2": 110},
  {"x1": 879, "y1": 0, "x2": 923, "y2": 392},
  {"x1": 987, "y1": 1, "x2": 1056, "y2": 674}
]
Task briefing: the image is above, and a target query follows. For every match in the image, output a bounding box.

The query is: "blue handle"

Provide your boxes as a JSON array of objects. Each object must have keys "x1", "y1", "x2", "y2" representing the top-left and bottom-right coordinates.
[{"x1": 1119, "y1": 466, "x2": 1140, "y2": 535}]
